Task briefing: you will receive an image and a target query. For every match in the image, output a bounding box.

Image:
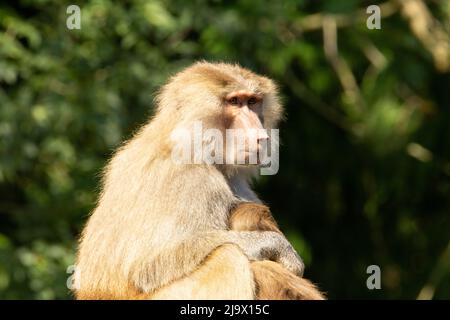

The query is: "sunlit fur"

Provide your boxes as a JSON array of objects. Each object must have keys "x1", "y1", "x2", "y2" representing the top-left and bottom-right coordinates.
[
  {"x1": 74, "y1": 61, "x2": 320, "y2": 300},
  {"x1": 230, "y1": 202, "x2": 325, "y2": 300}
]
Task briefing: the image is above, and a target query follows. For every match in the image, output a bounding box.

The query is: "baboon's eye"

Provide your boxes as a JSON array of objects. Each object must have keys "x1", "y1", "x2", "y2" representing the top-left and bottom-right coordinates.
[
  {"x1": 248, "y1": 97, "x2": 257, "y2": 105},
  {"x1": 229, "y1": 97, "x2": 239, "y2": 105}
]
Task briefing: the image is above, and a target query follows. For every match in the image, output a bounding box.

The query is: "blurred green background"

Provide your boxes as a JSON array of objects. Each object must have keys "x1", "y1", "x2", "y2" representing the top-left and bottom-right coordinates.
[{"x1": 1, "y1": 0, "x2": 450, "y2": 299}]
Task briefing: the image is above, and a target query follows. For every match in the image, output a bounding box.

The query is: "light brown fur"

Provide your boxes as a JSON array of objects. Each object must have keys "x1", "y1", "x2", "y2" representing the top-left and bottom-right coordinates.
[
  {"x1": 230, "y1": 202, "x2": 325, "y2": 300},
  {"x1": 74, "y1": 61, "x2": 322, "y2": 300}
]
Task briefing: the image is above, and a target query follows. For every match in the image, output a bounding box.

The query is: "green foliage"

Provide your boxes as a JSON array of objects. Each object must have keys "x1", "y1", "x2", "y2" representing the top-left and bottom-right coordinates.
[{"x1": 1, "y1": 0, "x2": 449, "y2": 299}]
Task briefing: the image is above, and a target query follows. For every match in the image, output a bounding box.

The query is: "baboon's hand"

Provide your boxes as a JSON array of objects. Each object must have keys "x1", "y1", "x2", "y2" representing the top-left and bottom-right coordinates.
[
  {"x1": 276, "y1": 241, "x2": 305, "y2": 277},
  {"x1": 236, "y1": 231, "x2": 304, "y2": 277}
]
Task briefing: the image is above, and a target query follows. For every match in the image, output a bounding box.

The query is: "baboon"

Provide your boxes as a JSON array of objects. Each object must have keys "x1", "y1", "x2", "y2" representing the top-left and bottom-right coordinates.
[{"x1": 74, "y1": 61, "x2": 324, "y2": 300}]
